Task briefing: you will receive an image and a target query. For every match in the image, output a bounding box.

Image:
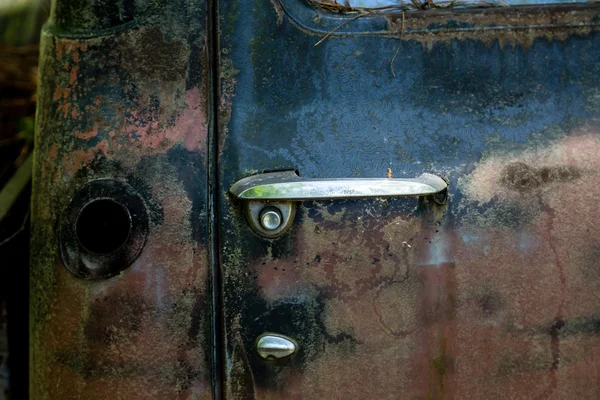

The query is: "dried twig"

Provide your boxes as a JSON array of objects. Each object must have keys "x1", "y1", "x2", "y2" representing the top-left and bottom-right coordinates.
[
  {"x1": 311, "y1": 0, "x2": 506, "y2": 46},
  {"x1": 0, "y1": 211, "x2": 29, "y2": 248},
  {"x1": 390, "y1": 44, "x2": 401, "y2": 77},
  {"x1": 309, "y1": 0, "x2": 506, "y2": 14},
  {"x1": 0, "y1": 154, "x2": 32, "y2": 223},
  {"x1": 390, "y1": 11, "x2": 405, "y2": 78},
  {"x1": 315, "y1": 14, "x2": 364, "y2": 46}
]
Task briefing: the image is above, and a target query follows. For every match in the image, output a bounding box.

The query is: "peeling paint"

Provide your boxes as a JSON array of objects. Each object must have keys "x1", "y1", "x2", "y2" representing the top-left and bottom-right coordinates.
[
  {"x1": 218, "y1": 0, "x2": 600, "y2": 398},
  {"x1": 31, "y1": 1, "x2": 213, "y2": 398}
]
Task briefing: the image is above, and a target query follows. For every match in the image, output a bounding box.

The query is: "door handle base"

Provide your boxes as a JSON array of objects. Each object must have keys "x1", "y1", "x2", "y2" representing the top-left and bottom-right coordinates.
[{"x1": 244, "y1": 200, "x2": 296, "y2": 239}]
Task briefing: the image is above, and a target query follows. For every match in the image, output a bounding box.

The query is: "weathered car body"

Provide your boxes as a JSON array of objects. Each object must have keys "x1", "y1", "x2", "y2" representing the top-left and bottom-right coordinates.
[
  {"x1": 32, "y1": 0, "x2": 600, "y2": 398},
  {"x1": 31, "y1": 1, "x2": 213, "y2": 397}
]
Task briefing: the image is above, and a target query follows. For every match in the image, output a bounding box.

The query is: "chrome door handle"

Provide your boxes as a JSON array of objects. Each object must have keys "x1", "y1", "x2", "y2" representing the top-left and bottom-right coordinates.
[
  {"x1": 230, "y1": 170, "x2": 447, "y2": 201},
  {"x1": 230, "y1": 170, "x2": 448, "y2": 238}
]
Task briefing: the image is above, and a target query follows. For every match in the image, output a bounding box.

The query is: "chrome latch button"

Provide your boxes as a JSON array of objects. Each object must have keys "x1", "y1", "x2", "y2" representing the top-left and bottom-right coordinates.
[{"x1": 256, "y1": 333, "x2": 297, "y2": 360}]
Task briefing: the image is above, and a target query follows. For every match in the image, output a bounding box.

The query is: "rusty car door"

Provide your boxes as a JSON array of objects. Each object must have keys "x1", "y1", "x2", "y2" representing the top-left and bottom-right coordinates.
[
  {"x1": 30, "y1": 1, "x2": 217, "y2": 398},
  {"x1": 218, "y1": 0, "x2": 600, "y2": 398}
]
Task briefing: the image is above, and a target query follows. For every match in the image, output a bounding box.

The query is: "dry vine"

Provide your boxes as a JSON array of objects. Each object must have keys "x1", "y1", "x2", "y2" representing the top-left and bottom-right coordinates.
[{"x1": 311, "y1": 0, "x2": 509, "y2": 46}]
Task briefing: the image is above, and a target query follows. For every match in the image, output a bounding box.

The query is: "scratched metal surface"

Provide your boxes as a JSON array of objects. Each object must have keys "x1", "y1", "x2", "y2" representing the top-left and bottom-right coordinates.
[
  {"x1": 30, "y1": 0, "x2": 213, "y2": 398},
  {"x1": 218, "y1": 0, "x2": 600, "y2": 398}
]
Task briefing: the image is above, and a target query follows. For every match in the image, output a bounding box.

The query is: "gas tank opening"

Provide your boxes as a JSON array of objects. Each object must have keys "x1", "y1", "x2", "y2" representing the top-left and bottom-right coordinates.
[
  {"x1": 75, "y1": 198, "x2": 132, "y2": 255},
  {"x1": 60, "y1": 179, "x2": 149, "y2": 279}
]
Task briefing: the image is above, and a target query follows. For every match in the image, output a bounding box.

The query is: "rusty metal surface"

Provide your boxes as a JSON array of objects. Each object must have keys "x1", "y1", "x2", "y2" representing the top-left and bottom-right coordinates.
[
  {"x1": 30, "y1": 0, "x2": 213, "y2": 398},
  {"x1": 31, "y1": 0, "x2": 600, "y2": 398},
  {"x1": 218, "y1": 0, "x2": 600, "y2": 398}
]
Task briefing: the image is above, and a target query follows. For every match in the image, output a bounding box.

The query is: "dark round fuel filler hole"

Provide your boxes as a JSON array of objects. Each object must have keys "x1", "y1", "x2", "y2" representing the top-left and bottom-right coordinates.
[
  {"x1": 60, "y1": 179, "x2": 149, "y2": 279},
  {"x1": 76, "y1": 199, "x2": 132, "y2": 254}
]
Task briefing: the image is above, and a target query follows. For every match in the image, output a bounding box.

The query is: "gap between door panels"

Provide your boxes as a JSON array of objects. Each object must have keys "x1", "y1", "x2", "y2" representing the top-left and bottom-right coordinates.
[{"x1": 207, "y1": 0, "x2": 224, "y2": 398}]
